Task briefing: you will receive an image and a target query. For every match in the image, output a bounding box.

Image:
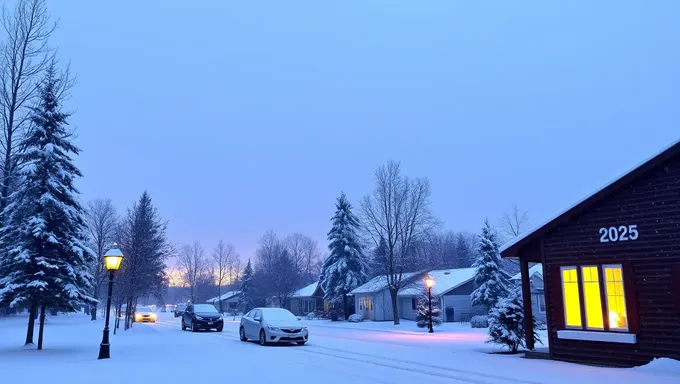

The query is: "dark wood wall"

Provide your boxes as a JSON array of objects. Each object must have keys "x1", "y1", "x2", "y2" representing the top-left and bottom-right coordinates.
[{"x1": 542, "y1": 155, "x2": 680, "y2": 367}]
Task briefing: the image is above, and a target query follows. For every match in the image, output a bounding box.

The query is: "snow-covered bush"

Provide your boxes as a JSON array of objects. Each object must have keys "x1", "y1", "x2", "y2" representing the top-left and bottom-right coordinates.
[
  {"x1": 306, "y1": 312, "x2": 317, "y2": 320},
  {"x1": 348, "y1": 314, "x2": 363, "y2": 323},
  {"x1": 471, "y1": 315, "x2": 488, "y2": 328},
  {"x1": 415, "y1": 290, "x2": 442, "y2": 328},
  {"x1": 470, "y1": 219, "x2": 508, "y2": 311},
  {"x1": 329, "y1": 310, "x2": 340, "y2": 322},
  {"x1": 487, "y1": 288, "x2": 541, "y2": 353}
]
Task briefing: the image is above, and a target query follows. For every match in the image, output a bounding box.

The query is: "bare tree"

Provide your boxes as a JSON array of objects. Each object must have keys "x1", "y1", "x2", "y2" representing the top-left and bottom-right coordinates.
[
  {"x1": 178, "y1": 242, "x2": 206, "y2": 303},
  {"x1": 0, "y1": 0, "x2": 56, "y2": 213},
  {"x1": 211, "y1": 240, "x2": 237, "y2": 313},
  {"x1": 227, "y1": 256, "x2": 241, "y2": 319},
  {"x1": 361, "y1": 160, "x2": 438, "y2": 325},
  {"x1": 84, "y1": 198, "x2": 118, "y2": 320},
  {"x1": 499, "y1": 204, "x2": 530, "y2": 242},
  {"x1": 285, "y1": 233, "x2": 321, "y2": 283}
]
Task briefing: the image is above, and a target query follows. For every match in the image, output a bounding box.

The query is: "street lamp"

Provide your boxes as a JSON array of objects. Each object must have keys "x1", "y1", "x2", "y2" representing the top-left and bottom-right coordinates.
[
  {"x1": 425, "y1": 276, "x2": 435, "y2": 333},
  {"x1": 98, "y1": 243, "x2": 123, "y2": 360}
]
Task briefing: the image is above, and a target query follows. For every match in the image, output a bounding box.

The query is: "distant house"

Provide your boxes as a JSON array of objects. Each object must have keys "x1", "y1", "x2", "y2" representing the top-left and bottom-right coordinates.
[
  {"x1": 511, "y1": 263, "x2": 546, "y2": 322},
  {"x1": 349, "y1": 272, "x2": 422, "y2": 321},
  {"x1": 206, "y1": 290, "x2": 241, "y2": 313},
  {"x1": 288, "y1": 282, "x2": 325, "y2": 316}
]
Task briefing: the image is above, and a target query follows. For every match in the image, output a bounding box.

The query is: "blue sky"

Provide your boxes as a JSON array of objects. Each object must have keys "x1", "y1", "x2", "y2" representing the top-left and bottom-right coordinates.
[{"x1": 48, "y1": 1, "x2": 679, "y2": 260}]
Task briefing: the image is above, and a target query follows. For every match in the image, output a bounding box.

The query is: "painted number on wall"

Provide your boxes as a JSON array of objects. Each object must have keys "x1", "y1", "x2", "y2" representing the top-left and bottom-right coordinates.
[{"x1": 599, "y1": 225, "x2": 639, "y2": 243}]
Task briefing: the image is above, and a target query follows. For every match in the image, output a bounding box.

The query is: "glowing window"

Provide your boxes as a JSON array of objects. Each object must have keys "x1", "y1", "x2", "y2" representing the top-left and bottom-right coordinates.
[
  {"x1": 561, "y1": 267, "x2": 582, "y2": 328},
  {"x1": 604, "y1": 265, "x2": 628, "y2": 331},
  {"x1": 581, "y1": 266, "x2": 604, "y2": 329}
]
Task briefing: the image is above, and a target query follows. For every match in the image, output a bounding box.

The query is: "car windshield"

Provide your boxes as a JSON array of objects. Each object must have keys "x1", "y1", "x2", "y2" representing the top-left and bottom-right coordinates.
[
  {"x1": 193, "y1": 304, "x2": 218, "y2": 313},
  {"x1": 137, "y1": 307, "x2": 151, "y2": 313},
  {"x1": 263, "y1": 309, "x2": 298, "y2": 322}
]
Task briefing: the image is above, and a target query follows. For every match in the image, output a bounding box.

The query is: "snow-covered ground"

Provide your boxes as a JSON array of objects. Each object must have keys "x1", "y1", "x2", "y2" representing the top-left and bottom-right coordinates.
[{"x1": 1, "y1": 312, "x2": 678, "y2": 383}]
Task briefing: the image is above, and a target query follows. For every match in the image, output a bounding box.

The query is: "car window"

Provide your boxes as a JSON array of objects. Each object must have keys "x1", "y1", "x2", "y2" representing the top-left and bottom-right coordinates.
[
  {"x1": 193, "y1": 304, "x2": 218, "y2": 313},
  {"x1": 186, "y1": 305, "x2": 193, "y2": 313},
  {"x1": 262, "y1": 309, "x2": 297, "y2": 322},
  {"x1": 244, "y1": 310, "x2": 253, "y2": 318},
  {"x1": 254, "y1": 310, "x2": 262, "y2": 319}
]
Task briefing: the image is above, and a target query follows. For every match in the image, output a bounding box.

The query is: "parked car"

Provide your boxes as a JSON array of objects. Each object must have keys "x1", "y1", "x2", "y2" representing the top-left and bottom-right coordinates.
[
  {"x1": 174, "y1": 304, "x2": 186, "y2": 317},
  {"x1": 239, "y1": 307, "x2": 308, "y2": 346},
  {"x1": 181, "y1": 304, "x2": 223, "y2": 332},
  {"x1": 134, "y1": 306, "x2": 157, "y2": 323}
]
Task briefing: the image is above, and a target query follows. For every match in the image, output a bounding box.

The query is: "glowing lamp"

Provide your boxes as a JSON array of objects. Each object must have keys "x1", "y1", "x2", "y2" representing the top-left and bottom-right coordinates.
[
  {"x1": 103, "y1": 243, "x2": 124, "y2": 272},
  {"x1": 425, "y1": 277, "x2": 435, "y2": 289}
]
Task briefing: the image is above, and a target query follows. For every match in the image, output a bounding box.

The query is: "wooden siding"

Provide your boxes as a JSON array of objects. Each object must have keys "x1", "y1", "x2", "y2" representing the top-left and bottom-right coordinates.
[
  {"x1": 542, "y1": 155, "x2": 680, "y2": 367},
  {"x1": 444, "y1": 280, "x2": 475, "y2": 296}
]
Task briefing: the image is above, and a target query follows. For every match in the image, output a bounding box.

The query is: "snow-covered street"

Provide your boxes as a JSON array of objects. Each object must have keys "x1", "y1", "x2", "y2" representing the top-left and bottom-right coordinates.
[{"x1": 1, "y1": 312, "x2": 678, "y2": 383}]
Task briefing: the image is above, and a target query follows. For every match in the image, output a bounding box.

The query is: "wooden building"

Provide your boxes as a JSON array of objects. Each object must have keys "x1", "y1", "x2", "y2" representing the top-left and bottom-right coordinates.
[{"x1": 501, "y1": 139, "x2": 680, "y2": 367}]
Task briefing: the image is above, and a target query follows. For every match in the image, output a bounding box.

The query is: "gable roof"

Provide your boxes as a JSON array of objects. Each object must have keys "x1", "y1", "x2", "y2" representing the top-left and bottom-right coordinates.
[
  {"x1": 501, "y1": 138, "x2": 680, "y2": 258},
  {"x1": 206, "y1": 290, "x2": 240, "y2": 304},
  {"x1": 290, "y1": 282, "x2": 322, "y2": 298},
  {"x1": 349, "y1": 271, "x2": 424, "y2": 295},
  {"x1": 398, "y1": 268, "x2": 477, "y2": 297},
  {"x1": 511, "y1": 264, "x2": 543, "y2": 280}
]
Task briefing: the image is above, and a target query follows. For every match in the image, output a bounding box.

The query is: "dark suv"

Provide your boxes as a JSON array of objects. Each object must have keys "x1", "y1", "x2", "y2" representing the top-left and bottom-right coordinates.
[{"x1": 181, "y1": 304, "x2": 223, "y2": 332}]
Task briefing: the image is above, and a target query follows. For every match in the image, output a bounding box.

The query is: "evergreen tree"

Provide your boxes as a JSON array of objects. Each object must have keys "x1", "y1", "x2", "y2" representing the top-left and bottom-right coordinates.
[
  {"x1": 320, "y1": 192, "x2": 369, "y2": 319},
  {"x1": 470, "y1": 219, "x2": 507, "y2": 311},
  {"x1": 238, "y1": 259, "x2": 254, "y2": 312},
  {"x1": 487, "y1": 286, "x2": 542, "y2": 353},
  {"x1": 0, "y1": 65, "x2": 95, "y2": 348},
  {"x1": 415, "y1": 288, "x2": 442, "y2": 328},
  {"x1": 369, "y1": 237, "x2": 387, "y2": 277}
]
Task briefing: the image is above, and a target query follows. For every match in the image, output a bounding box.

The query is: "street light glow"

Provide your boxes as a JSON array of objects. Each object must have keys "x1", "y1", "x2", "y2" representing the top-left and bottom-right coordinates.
[
  {"x1": 103, "y1": 244, "x2": 124, "y2": 271},
  {"x1": 425, "y1": 277, "x2": 435, "y2": 289}
]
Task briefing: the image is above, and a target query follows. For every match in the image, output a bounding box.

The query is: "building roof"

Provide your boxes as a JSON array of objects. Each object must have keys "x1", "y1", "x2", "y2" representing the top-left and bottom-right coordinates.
[
  {"x1": 398, "y1": 268, "x2": 477, "y2": 297},
  {"x1": 501, "y1": 138, "x2": 680, "y2": 258},
  {"x1": 206, "y1": 290, "x2": 240, "y2": 304},
  {"x1": 511, "y1": 264, "x2": 543, "y2": 280},
  {"x1": 290, "y1": 282, "x2": 321, "y2": 298},
  {"x1": 349, "y1": 271, "x2": 423, "y2": 295}
]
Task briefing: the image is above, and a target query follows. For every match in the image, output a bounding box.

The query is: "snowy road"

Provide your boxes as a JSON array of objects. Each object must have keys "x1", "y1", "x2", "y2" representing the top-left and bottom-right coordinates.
[{"x1": 1, "y1": 313, "x2": 677, "y2": 384}]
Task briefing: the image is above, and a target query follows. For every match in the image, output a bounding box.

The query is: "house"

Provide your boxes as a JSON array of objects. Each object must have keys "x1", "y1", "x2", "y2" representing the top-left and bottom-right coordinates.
[
  {"x1": 349, "y1": 268, "x2": 487, "y2": 322},
  {"x1": 206, "y1": 290, "x2": 240, "y2": 313},
  {"x1": 288, "y1": 282, "x2": 325, "y2": 316},
  {"x1": 500, "y1": 139, "x2": 680, "y2": 367},
  {"x1": 510, "y1": 264, "x2": 546, "y2": 322}
]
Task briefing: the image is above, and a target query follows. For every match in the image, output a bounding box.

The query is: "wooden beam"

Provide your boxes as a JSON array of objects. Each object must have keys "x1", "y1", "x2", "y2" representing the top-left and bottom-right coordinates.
[{"x1": 520, "y1": 258, "x2": 535, "y2": 350}]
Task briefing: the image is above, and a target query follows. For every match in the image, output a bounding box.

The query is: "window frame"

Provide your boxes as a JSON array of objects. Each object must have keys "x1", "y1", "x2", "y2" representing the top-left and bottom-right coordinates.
[
  {"x1": 537, "y1": 294, "x2": 546, "y2": 314},
  {"x1": 560, "y1": 266, "x2": 583, "y2": 329},
  {"x1": 580, "y1": 265, "x2": 605, "y2": 331},
  {"x1": 602, "y1": 263, "x2": 629, "y2": 333}
]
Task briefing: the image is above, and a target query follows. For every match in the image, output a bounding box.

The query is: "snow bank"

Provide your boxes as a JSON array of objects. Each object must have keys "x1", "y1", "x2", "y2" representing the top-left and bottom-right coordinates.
[{"x1": 634, "y1": 358, "x2": 680, "y2": 375}]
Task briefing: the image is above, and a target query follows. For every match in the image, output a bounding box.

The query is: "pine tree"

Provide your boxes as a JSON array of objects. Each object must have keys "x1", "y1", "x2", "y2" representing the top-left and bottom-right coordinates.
[
  {"x1": 320, "y1": 192, "x2": 369, "y2": 319},
  {"x1": 369, "y1": 237, "x2": 387, "y2": 277},
  {"x1": 0, "y1": 65, "x2": 95, "y2": 348},
  {"x1": 415, "y1": 288, "x2": 442, "y2": 328},
  {"x1": 487, "y1": 286, "x2": 542, "y2": 353},
  {"x1": 238, "y1": 259, "x2": 254, "y2": 313},
  {"x1": 470, "y1": 219, "x2": 507, "y2": 311}
]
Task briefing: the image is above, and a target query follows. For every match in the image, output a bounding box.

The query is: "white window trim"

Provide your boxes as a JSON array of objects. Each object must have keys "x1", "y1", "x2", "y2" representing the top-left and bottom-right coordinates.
[
  {"x1": 602, "y1": 264, "x2": 629, "y2": 332},
  {"x1": 557, "y1": 330, "x2": 636, "y2": 344},
  {"x1": 560, "y1": 266, "x2": 582, "y2": 329},
  {"x1": 537, "y1": 294, "x2": 546, "y2": 314}
]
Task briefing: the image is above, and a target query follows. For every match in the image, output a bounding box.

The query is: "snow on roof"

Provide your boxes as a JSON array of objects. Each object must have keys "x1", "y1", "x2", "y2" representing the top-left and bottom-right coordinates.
[
  {"x1": 290, "y1": 282, "x2": 320, "y2": 298},
  {"x1": 349, "y1": 272, "x2": 422, "y2": 295},
  {"x1": 206, "y1": 290, "x2": 240, "y2": 304},
  {"x1": 398, "y1": 268, "x2": 477, "y2": 297},
  {"x1": 511, "y1": 264, "x2": 543, "y2": 280},
  {"x1": 500, "y1": 138, "x2": 680, "y2": 254}
]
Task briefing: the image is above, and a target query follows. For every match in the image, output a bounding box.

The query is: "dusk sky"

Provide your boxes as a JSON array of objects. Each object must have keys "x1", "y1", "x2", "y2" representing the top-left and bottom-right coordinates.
[{"x1": 47, "y1": 1, "x2": 679, "y2": 262}]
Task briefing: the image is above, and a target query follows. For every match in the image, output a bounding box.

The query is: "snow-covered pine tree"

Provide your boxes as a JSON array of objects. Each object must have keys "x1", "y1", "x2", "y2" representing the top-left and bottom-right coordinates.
[
  {"x1": 470, "y1": 219, "x2": 507, "y2": 311},
  {"x1": 320, "y1": 192, "x2": 369, "y2": 319},
  {"x1": 487, "y1": 285, "x2": 542, "y2": 353},
  {"x1": 238, "y1": 259, "x2": 254, "y2": 312},
  {"x1": 415, "y1": 288, "x2": 442, "y2": 328},
  {"x1": 0, "y1": 64, "x2": 95, "y2": 348}
]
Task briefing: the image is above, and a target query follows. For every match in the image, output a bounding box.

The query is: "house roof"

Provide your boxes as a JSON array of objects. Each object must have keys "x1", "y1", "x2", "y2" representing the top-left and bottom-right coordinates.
[
  {"x1": 511, "y1": 264, "x2": 543, "y2": 280},
  {"x1": 501, "y1": 138, "x2": 680, "y2": 258},
  {"x1": 290, "y1": 282, "x2": 321, "y2": 298},
  {"x1": 206, "y1": 290, "x2": 240, "y2": 304},
  {"x1": 398, "y1": 268, "x2": 477, "y2": 297},
  {"x1": 349, "y1": 271, "x2": 423, "y2": 295}
]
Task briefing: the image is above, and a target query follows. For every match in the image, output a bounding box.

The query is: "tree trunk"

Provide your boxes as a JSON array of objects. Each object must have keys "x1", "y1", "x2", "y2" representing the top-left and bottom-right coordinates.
[
  {"x1": 342, "y1": 294, "x2": 349, "y2": 320},
  {"x1": 389, "y1": 288, "x2": 400, "y2": 325},
  {"x1": 25, "y1": 303, "x2": 37, "y2": 345},
  {"x1": 37, "y1": 304, "x2": 46, "y2": 350},
  {"x1": 91, "y1": 303, "x2": 98, "y2": 321}
]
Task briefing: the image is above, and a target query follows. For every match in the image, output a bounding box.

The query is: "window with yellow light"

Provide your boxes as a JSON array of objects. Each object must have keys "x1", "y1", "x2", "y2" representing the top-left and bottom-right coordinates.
[
  {"x1": 604, "y1": 265, "x2": 627, "y2": 330},
  {"x1": 561, "y1": 267, "x2": 582, "y2": 328},
  {"x1": 581, "y1": 266, "x2": 603, "y2": 329}
]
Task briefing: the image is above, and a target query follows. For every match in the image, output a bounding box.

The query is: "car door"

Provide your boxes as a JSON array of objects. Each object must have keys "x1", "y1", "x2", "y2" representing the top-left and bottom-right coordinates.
[
  {"x1": 183, "y1": 305, "x2": 193, "y2": 325},
  {"x1": 242, "y1": 310, "x2": 253, "y2": 337},
  {"x1": 248, "y1": 309, "x2": 262, "y2": 337}
]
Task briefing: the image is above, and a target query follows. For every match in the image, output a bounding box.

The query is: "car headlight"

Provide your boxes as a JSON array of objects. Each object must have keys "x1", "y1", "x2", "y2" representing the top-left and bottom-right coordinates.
[
  {"x1": 302, "y1": 327, "x2": 308, "y2": 331},
  {"x1": 195, "y1": 316, "x2": 204, "y2": 320},
  {"x1": 267, "y1": 325, "x2": 281, "y2": 331}
]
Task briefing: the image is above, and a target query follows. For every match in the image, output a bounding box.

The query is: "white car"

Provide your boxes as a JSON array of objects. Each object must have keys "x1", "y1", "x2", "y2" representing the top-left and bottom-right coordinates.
[{"x1": 239, "y1": 308, "x2": 309, "y2": 346}]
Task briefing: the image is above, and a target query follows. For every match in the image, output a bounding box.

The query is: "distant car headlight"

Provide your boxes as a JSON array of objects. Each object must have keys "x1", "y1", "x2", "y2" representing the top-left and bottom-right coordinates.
[{"x1": 267, "y1": 325, "x2": 281, "y2": 331}]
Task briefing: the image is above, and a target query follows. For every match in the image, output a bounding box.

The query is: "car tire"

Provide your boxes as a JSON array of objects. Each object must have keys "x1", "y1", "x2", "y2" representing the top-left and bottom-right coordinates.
[
  {"x1": 181, "y1": 320, "x2": 186, "y2": 331},
  {"x1": 259, "y1": 329, "x2": 268, "y2": 346},
  {"x1": 190, "y1": 320, "x2": 198, "y2": 332},
  {"x1": 297, "y1": 341, "x2": 306, "y2": 346},
  {"x1": 216, "y1": 325, "x2": 223, "y2": 332},
  {"x1": 239, "y1": 327, "x2": 248, "y2": 341}
]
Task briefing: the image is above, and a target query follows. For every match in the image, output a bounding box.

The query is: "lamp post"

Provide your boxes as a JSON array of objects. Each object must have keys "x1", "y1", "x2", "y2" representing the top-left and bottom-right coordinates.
[
  {"x1": 98, "y1": 243, "x2": 123, "y2": 360},
  {"x1": 425, "y1": 277, "x2": 435, "y2": 333}
]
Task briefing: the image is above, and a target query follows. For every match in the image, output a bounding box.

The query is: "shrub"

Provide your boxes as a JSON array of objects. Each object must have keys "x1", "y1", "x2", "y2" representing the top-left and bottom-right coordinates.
[
  {"x1": 471, "y1": 315, "x2": 489, "y2": 328},
  {"x1": 348, "y1": 314, "x2": 363, "y2": 323},
  {"x1": 329, "y1": 310, "x2": 339, "y2": 321},
  {"x1": 487, "y1": 288, "x2": 542, "y2": 353},
  {"x1": 306, "y1": 312, "x2": 317, "y2": 320}
]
